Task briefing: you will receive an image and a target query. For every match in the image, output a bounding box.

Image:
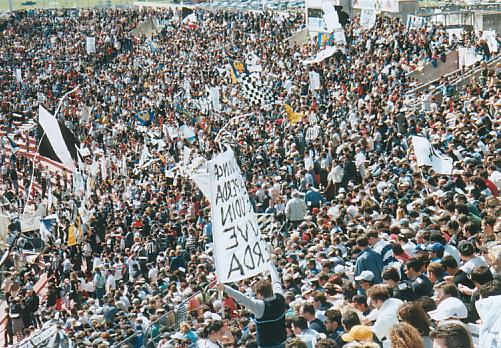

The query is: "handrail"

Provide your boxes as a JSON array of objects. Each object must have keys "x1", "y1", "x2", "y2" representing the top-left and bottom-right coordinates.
[
  {"x1": 112, "y1": 287, "x2": 209, "y2": 348},
  {"x1": 407, "y1": 54, "x2": 500, "y2": 96}
]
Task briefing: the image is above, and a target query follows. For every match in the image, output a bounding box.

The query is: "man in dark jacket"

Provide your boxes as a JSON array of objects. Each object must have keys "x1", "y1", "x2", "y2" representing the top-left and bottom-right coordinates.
[{"x1": 218, "y1": 260, "x2": 286, "y2": 348}]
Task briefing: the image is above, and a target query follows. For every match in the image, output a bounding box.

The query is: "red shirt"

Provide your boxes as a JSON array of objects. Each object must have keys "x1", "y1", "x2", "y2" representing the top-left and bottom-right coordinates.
[{"x1": 484, "y1": 179, "x2": 499, "y2": 197}]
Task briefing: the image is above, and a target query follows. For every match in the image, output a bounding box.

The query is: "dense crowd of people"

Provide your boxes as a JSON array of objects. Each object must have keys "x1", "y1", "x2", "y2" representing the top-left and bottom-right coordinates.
[{"x1": 0, "y1": 5, "x2": 500, "y2": 348}]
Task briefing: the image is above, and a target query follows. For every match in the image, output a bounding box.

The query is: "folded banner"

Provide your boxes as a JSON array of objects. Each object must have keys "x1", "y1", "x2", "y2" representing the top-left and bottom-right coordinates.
[
  {"x1": 208, "y1": 148, "x2": 270, "y2": 283},
  {"x1": 412, "y1": 136, "x2": 453, "y2": 175}
]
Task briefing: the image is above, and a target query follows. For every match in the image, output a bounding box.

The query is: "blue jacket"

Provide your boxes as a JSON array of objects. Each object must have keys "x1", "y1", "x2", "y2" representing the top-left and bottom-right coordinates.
[
  {"x1": 355, "y1": 248, "x2": 383, "y2": 284},
  {"x1": 305, "y1": 189, "x2": 326, "y2": 205}
]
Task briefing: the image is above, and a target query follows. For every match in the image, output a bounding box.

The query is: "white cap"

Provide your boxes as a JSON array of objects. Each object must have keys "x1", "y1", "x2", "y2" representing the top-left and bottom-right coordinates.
[
  {"x1": 171, "y1": 332, "x2": 184, "y2": 340},
  {"x1": 428, "y1": 297, "x2": 468, "y2": 321},
  {"x1": 355, "y1": 270, "x2": 374, "y2": 282},
  {"x1": 334, "y1": 265, "x2": 345, "y2": 275}
]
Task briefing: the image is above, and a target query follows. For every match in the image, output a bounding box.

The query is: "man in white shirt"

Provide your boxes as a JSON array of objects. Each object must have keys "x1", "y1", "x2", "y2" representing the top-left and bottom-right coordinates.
[
  {"x1": 366, "y1": 284, "x2": 403, "y2": 341},
  {"x1": 105, "y1": 269, "x2": 116, "y2": 292},
  {"x1": 458, "y1": 241, "x2": 487, "y2": 274}
]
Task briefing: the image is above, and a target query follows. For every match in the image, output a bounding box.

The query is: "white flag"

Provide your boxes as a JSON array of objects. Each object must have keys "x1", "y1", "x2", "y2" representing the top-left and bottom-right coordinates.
[
  {"x1": 47, "y1": 185, "x2": 53, "y2": 211},
  {"x1": 412, "y1": 136, "x2": 453, "y2": 175}
]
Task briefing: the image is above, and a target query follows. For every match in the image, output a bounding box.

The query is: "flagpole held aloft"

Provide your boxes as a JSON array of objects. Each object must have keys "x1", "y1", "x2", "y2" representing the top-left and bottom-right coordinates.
[{"x1": 23, "y1": 86, "x2": 80, "y2": 213}]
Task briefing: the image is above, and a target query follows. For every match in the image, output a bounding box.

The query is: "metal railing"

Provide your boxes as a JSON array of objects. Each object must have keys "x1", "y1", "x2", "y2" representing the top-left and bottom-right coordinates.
[{"x1": 112, "y1": 285, "x2": 212, "y2": 348}]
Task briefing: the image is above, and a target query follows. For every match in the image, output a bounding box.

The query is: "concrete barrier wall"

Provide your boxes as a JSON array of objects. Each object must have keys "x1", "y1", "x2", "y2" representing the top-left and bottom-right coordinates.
[{"x1": 407, "y1": 50, "x2": 459, "y2": 85}]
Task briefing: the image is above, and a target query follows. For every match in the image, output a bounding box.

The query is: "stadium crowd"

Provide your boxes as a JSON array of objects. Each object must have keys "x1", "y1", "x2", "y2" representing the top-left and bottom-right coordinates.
[{"x1": 0, "y1": 5, "x2": 500, "y2": 348}]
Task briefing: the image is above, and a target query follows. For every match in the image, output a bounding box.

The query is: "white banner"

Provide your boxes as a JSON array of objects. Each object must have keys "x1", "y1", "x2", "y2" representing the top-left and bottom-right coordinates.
[
  {"x1": 86, "y1": 37, "x2": 96, "y2": 54},
  {"x1": 73, "y1": 171, "x2": 85, "y2": 194},
  {"x1": 20, "y1": 213, "x2": 41, "y2": 232},
  {"x1": 446, "y1": 28, "x2": 463, "y2": 41},
  {"x1": 183, "y1": 78, "x2": 191, "y2": 100},
  {"x1": 180, "y1": 125, "x2": 196, "y2": 142},
  {"x1": 482, "y1": 30, "x2": 498, "y2": 53},
  {"x1": 351, "y1": 0, "x2": 375, "y2": 10},
  {"x1": 190, "y1": 161, "x2": 211, "y2": 199},
  {"x1": 0, "y1": 215, "x2": 10, "y2": 242},
  {"x1": 209, "y1": 149, "x2": 270, "y2": 283},
  {"x1": 210, "y1": 87, "x2": 222, "y2": 112},
  {"x1": 287, "y1": 28, "x2": 309, "y2": 48},
  {"x1": 407, "y1": 15, "x2": 426, "y2": 29},
  {"x1": 353, "y1": 0, "x2": 397, "y2": 11},
  {"x1": 459, "y1": 47, "x2": 481, "y2": 69},
  {"x1": 303, "y1": 46, "x2": 337, "y2": 65},
  {"x1": 309, "y1": 71, "x2": 321, "y2": 90},
  {"x1": 333, "y1": 29, "x2": 346, "y2": 45},
  {"x1": 412, "y1": 136, "x2": 453, "y2": 175},
  {"x1": 360, "y1": 9, "x2": 376, "y2": 29},
  {"x1": 322, "y1": 2, "x2": 341, "y2": 32},
  {"x1": 15, "y1": 68, "x2": 22, "y2": 83},
  {"x1": 379, "y1": 0, "x2": 399, "y2": 12}
]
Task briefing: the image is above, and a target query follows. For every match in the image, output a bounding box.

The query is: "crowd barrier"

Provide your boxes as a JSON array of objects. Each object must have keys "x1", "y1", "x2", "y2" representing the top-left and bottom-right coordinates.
[{"x1": 112, "y1": 285, "x2": 212, "y2": 348}]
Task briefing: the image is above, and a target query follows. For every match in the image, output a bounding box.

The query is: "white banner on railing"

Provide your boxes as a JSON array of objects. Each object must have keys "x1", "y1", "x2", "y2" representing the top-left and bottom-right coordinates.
[{"x1": 209, "y1": 149, "x2": 270, "y2": 283}]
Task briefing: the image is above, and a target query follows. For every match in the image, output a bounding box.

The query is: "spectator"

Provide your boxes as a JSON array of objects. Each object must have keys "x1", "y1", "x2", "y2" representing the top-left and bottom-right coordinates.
[
  {"x1": 430, "y1": 322, "x2": 474, "y2": 348},
  {"x1": 389, "y1": 322, "x2": 424, "y2": 348},
  {"x1": 365, "y1": 285, "x2": 403, "y2": 341}
]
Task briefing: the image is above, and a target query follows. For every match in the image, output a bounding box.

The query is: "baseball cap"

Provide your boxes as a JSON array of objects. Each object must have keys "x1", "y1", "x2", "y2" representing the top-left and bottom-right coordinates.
[
  {"x1": 428, "y1": 297, "x2": 468, "y2": 321},
  {"x1": 341, "y1": 325, "x2": 374, "y2": 342},
  {"x1": 426, "y1": 242, "x2": 445, "y2": 254},
  {"x1": 355, "y1": 270, "x2": 374, "y2": 282}
]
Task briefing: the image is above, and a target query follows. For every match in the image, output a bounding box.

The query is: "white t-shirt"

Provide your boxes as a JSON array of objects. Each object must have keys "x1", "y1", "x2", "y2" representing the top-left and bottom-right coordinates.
[
  {"x1": 460, "y1": 256, "x2": 488, "y2": 274},
  {"x1": 197, "y1": 339, "x2": 223, "y2": 348},
  {"x1": 114, "y1": 263, "x2": 124, "y2": 281},
  {"x1": 372, "y1": 298, "x2": 403, "y2": 340},
  {"x1": 106, "y1": 274, "x2": 116, "y2": 291}
]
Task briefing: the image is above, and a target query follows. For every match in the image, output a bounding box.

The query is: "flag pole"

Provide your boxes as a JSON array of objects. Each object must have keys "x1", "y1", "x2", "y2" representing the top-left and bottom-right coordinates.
[
  {"x1": 23, "y1": 86, "x2": 80, "y2": 213},
  {"x1": 214, "y1": 112, "x2": 253, "y2": 145}
]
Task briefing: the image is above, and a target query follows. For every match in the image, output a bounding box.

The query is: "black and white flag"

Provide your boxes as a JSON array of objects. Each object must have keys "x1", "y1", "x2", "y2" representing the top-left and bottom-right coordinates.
[
  {"x1": 240, "y1": 73, "x2": 277, "y2": 108},
  {"x1": 38, "y1": 106, "x2": 79, "y2": 171}
]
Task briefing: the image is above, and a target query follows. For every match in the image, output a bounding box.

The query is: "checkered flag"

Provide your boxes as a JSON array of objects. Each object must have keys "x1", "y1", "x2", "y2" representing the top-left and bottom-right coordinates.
[
  {"x1": 256, "y1": 213, "x2": 275, "y2": 235},
  {"x1": 240, "y1": 73, "x2": 277, "y2": 108}
]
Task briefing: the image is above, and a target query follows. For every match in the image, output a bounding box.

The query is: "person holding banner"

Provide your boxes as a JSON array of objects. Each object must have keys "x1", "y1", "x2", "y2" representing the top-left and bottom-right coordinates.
[{"x1": 217, "y1": 259, "x2": 286, "y2": 348}]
